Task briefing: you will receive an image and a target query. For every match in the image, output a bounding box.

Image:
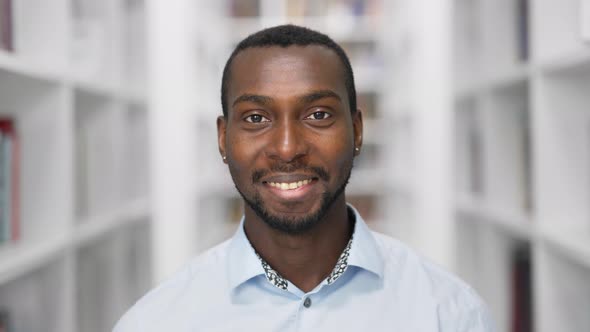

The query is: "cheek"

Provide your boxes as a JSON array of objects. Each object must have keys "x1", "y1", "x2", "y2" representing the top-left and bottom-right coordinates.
[
  {"x1": 226, "y1": 133, "x2": 264, "y2": 172},
  {"x1": 316, "y1": 134, "x2": 354, "y2": 169}
]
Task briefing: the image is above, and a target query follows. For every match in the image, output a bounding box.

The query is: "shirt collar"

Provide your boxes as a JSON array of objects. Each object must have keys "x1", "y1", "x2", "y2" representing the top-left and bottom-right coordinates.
[
  {"x1": 345, "y1": 204, "x2": 384, "y2": 278},
  {"x1": 226, "y1": 218, "x2": 265, "y2": 290},
  {"x1": 226, "y1": 204, "x2": 384, "y2": 291}
]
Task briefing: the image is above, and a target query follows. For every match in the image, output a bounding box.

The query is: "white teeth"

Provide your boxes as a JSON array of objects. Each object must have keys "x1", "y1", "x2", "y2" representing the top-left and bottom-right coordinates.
[{"x1": 268, "y1": 179, "x2": 313, "y2": 190}]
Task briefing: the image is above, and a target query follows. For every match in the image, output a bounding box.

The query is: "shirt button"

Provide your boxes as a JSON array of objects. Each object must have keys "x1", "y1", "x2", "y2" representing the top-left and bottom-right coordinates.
[{"x1": 303, "y1": 297, "x2": 312, "y2": 308}]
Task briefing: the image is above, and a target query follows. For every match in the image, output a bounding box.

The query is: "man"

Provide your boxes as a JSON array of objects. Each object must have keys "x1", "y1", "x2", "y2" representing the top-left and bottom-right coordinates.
[{"x1": 114, "y1": 24, "x2": 494, "y2": 331}]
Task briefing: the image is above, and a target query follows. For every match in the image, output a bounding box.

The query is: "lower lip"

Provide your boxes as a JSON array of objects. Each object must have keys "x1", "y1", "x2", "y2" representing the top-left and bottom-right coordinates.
[{"x1": 263, "y1": 180, "x2": 317, "y2": 200}]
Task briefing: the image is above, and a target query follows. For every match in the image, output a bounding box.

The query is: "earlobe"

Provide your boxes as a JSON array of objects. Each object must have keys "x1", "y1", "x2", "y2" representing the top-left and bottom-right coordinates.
[{"x1": 217, "y1": 116, "x2": 228, "y2": 163}]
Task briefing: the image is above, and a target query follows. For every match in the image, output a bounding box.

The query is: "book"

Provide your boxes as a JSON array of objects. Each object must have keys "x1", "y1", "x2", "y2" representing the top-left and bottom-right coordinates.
[
  {"x1": 0, "y1": 132, "x2": 6, "y2": 244},
  {"x1": 0, "y1": 132, "x2": 11, "y2": 244},
  {"x1": 465, "y1": 109, "x2": 484, "y2": 195},
  {"x1": 229, "y1": 0, "x2": 260, "y2": 17},
  {"x1": 519, "y1": 107, "x2": 533, "y2": 212},
  {"x1": 0, "y1": 308, "x2": 11, "y2": 332},
  {"x1": 0, "y1": 0, "x2": 13, "y2": 52},
  {"x1": 9, "y1": 121, "x2": 18, "y2": 241},
  {"x1": 515, "y1": 0, "x2": 529, "y2": 61},
  {"x1": 510, "y1": 245, "x2": 533, "y2": 332},
  {"x1": 582, "y1": 0, "x2": 590, "y2": 42},
  {"x1": 0, "y1": 118, "x2": 19, "y2": 242}
]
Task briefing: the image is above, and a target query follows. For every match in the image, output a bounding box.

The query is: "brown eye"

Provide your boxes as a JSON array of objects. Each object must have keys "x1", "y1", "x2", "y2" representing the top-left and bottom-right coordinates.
[
  {"x1": 306, "y1": 111, "x2": 331, "y2": 120},
  {"x1": 245, "y1": 114, "x2": 269, "y2": 123}
]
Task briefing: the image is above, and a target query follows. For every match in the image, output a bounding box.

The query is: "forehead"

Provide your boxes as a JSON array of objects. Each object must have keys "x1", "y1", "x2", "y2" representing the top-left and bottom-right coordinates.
[{"x1": 227, "y1": 45, "x2": 348, "y2": 107}]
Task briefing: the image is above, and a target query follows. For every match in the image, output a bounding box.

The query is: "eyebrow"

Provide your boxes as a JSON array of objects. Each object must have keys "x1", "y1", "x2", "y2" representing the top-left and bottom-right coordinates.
[
  {"x1": 298, "y1": 89, "x2": 342, "y2": 104},
  {"x1": 232, "y1": 94, "x2": 273, "y2": 107},
  {"x1": 232, "y1": 90, "x2": 342, "y2": 108}
]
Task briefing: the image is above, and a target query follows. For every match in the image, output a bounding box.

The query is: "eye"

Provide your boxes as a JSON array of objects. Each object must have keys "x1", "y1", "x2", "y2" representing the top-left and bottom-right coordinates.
[
  {"x1": 244, "y1": 114, "x2": 269, "y2": 123},
  {"x1": 305, "y1": 111, "x2": 332, "y2": 120}
]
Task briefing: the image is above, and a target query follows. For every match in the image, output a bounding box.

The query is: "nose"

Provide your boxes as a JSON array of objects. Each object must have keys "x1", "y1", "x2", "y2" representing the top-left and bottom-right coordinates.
[{"x1": 266, "y1": 118, "x2": 308, "y2": 163}]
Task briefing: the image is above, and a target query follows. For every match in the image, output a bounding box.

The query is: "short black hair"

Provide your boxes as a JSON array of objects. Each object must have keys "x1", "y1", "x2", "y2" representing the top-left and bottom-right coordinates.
[{"x1": 220, "y1": 24, "x2": 357, "y2": 117}]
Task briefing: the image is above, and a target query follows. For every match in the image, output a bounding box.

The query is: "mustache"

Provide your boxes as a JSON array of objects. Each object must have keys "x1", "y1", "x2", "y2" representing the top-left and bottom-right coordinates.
[{"x1": 252, "y1": 163, "x2": 330, "y2": 183}]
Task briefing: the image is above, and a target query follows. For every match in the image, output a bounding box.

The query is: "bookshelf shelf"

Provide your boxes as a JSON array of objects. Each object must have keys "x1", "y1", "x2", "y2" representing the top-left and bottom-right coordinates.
[
  {"x1": 0, "y1": 0, "x2": 150, "y2": 331},
  {"x1": 484, "y1": 64, "x2": 530, "y2": 93},
  {"x1": 73, "y1": 197, "x2": 150, "y2": 247},
  {"x1": 535, "y1": 50, "x2": 590, "y2": 75},
  {"x1": 0, "y1": 233, "x2": 69, "y2": 285},
  {"x1": 71, "y1": 77, "x2": 146, "y2": 104},
  {"x1": 456, "y1": 196, "x2": 534, "y2": 241},
  {"x1": 453, "y1": 0, "x2": 590, "y2": 331},
  {"x1": 0, "y1": 54, "x2": 67, "y2": 84},
  {"x1": 540, "y1": 228, "x2": 590, "y2": 270}
]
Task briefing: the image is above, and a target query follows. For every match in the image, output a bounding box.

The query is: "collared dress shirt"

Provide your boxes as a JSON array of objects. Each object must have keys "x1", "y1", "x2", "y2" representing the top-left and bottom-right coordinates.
[{"x1": 113, "y1": 205, "x2": 495, "y2": 332}]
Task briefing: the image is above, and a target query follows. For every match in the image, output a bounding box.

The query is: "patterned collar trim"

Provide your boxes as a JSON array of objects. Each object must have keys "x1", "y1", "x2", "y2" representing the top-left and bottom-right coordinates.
[{"x1": 255, "y1": 236, "x2": 354, "y2": 290}]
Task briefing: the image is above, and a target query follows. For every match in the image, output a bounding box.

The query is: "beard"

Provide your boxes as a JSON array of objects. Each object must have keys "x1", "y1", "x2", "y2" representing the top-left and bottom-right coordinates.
[{"x1": 232, "y1": 161, "x2": 353, "y2": 235}]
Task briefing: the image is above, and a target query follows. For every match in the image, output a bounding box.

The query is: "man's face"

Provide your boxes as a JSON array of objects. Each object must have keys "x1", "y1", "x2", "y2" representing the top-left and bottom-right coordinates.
[{"x1": 218, "y1": 45, "x2": 363, "y2": 234}]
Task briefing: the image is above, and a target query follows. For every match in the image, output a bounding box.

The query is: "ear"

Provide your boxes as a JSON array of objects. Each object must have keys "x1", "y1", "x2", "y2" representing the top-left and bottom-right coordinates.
[
  {"x1": 217, "y1": 116, "x2": 228, "y2": 164},
  {"x1": 352, "y1": 109, "x2": 363, "y2": 156}
]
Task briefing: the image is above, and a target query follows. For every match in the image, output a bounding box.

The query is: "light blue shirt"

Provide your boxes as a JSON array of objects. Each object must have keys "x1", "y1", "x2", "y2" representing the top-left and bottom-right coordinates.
[{"x1": 114, "y1": 206, "x2": 494, "y2": 331}]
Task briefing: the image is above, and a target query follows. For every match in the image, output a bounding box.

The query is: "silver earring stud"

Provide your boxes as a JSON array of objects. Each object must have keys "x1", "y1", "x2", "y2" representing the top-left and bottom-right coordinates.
[
  {"x1": 355, "y1": 147, "x2": 360, "y2": 152},
  {"x1": 222, "y1": 156, "x2": 227, "y2": 160}
]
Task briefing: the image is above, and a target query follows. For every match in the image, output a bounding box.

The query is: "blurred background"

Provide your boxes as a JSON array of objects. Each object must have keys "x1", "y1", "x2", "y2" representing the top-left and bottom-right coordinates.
[{"x1": 0, "y1": 0, "x2": 588, "y2": 331}]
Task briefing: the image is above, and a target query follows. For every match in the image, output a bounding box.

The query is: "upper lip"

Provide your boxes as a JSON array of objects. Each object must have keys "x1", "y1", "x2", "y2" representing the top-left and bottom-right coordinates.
[{"x1": 261, "y1": 173, "x2": 318, "y2": 184}]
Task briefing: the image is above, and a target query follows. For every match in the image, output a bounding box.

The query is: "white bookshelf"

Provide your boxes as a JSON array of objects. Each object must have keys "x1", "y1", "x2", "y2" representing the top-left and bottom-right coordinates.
[
  {"x1": 0, "y1": 1, "x2": 151, "y2": 331},
  {"x1": 453, "y1": 0, "x2": 590, "y2": 331},
  {"x1": 379, "y1": 0, "x2": 455, "y2": 266}
]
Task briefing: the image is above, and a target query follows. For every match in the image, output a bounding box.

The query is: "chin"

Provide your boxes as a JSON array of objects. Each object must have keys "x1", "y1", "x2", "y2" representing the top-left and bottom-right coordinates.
[
  {"x1": 240, "y1": 190, "x2": 334, "y2": 235},
  {"x1": 257, "y1": 192, "x2": 332, "y2": 235}
]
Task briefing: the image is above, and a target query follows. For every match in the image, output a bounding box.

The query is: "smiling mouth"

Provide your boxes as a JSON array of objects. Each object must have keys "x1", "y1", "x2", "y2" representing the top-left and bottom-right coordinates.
[{"x1": 263, "y1": 178, "x2": 318, "y2": 191}]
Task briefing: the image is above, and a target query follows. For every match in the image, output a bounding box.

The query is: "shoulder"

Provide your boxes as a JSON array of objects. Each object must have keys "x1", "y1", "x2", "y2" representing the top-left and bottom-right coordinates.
[
  {"x1": 371, "y1": 232, "x2": 495, "y2": 331},
  {"x1": 112, "y1": 240, "x2": 232, "y2": 332}
]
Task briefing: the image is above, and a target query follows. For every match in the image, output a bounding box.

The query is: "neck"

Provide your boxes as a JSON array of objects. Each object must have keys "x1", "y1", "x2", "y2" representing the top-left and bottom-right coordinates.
[{"x1": 243, "y1": 195, "x2": 352, "y2": 293}]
